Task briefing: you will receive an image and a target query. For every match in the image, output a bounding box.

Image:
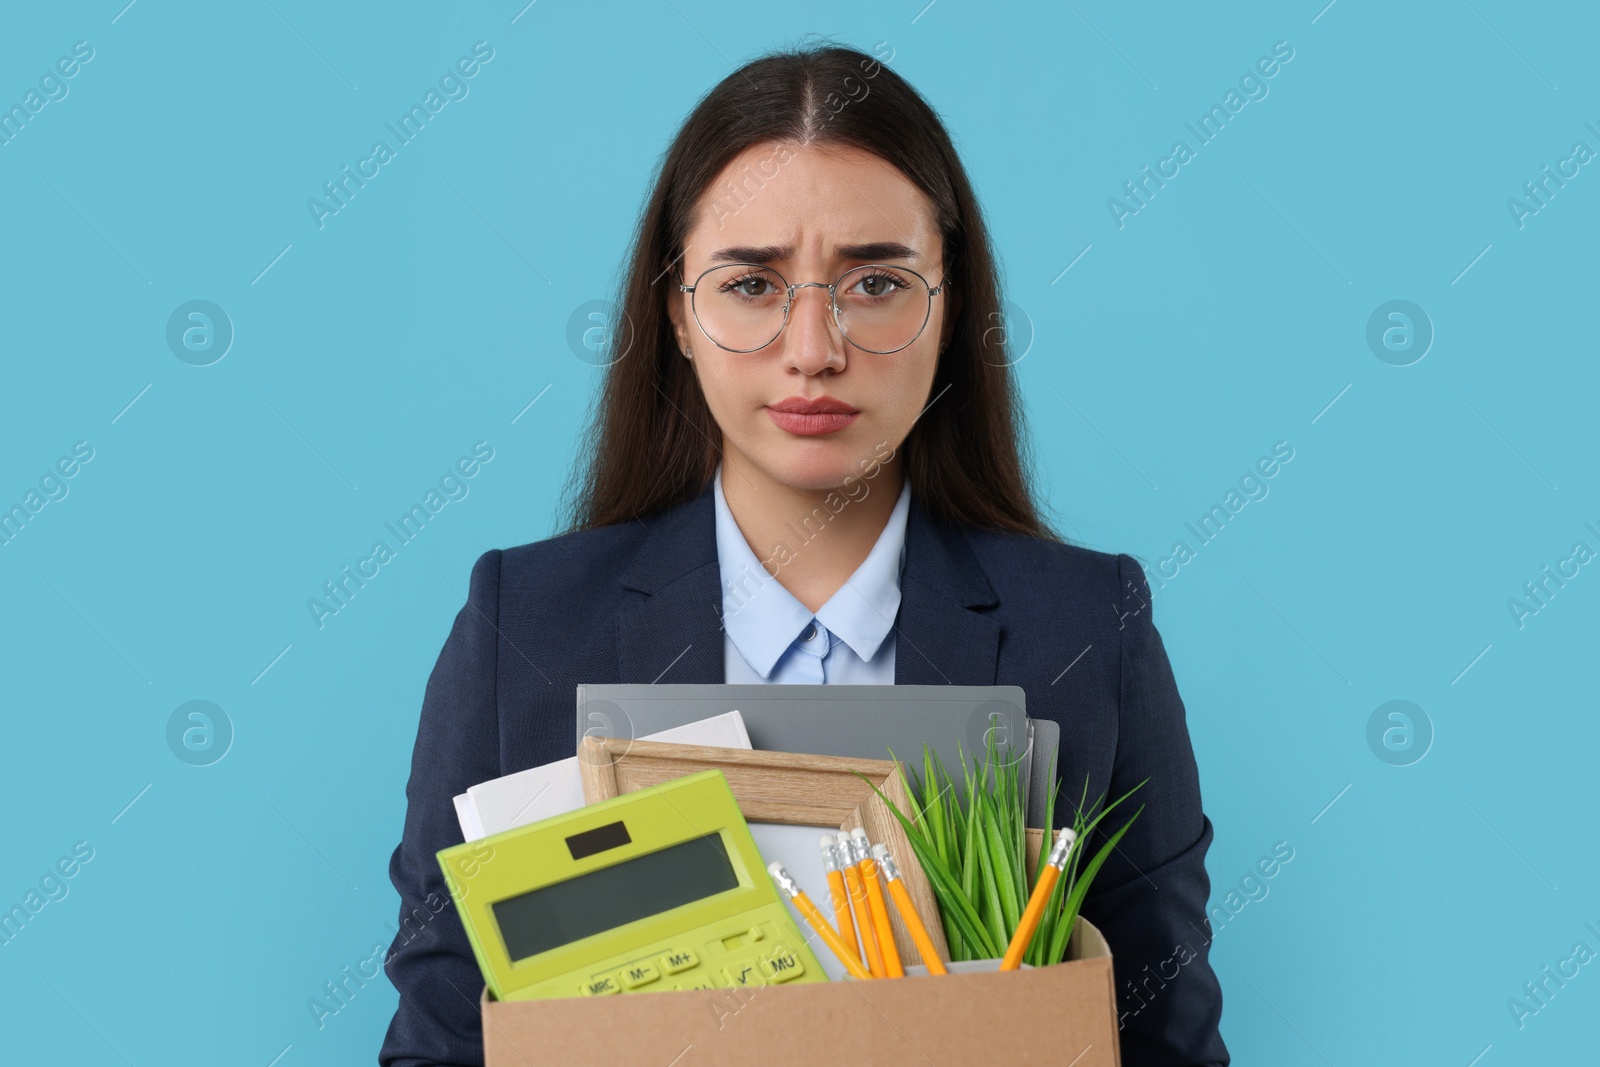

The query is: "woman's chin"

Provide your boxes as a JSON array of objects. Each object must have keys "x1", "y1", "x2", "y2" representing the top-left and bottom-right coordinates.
[{"x1": 747, "y1": 443, "x2": 879, "y2": 493}]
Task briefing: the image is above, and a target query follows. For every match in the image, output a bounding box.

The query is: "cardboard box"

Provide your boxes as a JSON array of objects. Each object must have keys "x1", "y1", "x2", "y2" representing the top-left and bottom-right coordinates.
[
  {"x1": 480, "y1": 828, "x2": 1121, "y2": 1066},
  {"x1": 480, "y1": 915, "x2": 1116, "y2": 1065}
]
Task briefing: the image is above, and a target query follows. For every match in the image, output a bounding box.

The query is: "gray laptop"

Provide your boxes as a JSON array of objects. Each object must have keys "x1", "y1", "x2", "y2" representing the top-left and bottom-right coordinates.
[{"x1": 575, "y1": 683, "x2": 1060, "y2": 828}]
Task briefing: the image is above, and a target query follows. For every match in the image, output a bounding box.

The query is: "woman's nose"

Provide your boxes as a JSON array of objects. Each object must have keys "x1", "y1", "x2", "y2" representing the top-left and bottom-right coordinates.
[{"x1": 782, "y1": 285, "x2": 846, "y2": 370}]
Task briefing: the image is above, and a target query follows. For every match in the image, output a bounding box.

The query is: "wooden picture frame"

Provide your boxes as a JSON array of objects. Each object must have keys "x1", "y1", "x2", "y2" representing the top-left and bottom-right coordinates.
[{"x1": 578, "y1": 735, "x2": 950, "y2": 967}]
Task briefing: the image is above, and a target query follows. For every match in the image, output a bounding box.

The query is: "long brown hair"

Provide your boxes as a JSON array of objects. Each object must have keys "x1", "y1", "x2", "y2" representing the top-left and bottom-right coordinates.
[{"x1": 557, "y1": 38, "x2": 1060, "y2": 543}]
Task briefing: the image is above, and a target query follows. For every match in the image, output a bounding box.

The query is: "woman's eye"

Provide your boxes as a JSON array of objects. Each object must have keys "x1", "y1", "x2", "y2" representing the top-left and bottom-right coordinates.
[
  {"x1": 855, "y1": 273, "x2": 905, "y2": 297},
  {"x1": 725, "y1": 276, "x2": 772, "y2": 297}
]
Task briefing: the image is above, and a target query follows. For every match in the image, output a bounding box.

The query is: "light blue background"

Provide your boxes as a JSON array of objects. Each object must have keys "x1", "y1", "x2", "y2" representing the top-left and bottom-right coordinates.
[{"x1": 2, "y1": 2, "x2": 1595, "y2": 1064}]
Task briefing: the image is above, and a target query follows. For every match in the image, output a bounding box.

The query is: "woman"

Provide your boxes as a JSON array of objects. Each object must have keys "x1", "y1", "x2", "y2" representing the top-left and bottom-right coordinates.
[{"x1": 380, "y1": 42, "x2": 1227, "y2": 1067}]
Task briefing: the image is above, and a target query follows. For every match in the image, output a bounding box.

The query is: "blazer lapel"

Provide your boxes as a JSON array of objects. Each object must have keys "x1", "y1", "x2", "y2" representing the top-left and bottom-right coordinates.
[
  {"x1": 614, "y1": 476, "x2": 1001, "y2": 687},
  {"x1": 615, "y1": 479, "x2": 727, "y2": 685},
  {"x1": 893, "y1": 494, "x2": 1001, "y2": 686}
]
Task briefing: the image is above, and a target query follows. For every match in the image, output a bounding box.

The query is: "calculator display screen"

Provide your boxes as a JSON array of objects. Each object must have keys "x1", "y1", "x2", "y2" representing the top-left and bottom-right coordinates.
[{"x1": 492, "y1": 832, "x2": 739, "y2": 962}]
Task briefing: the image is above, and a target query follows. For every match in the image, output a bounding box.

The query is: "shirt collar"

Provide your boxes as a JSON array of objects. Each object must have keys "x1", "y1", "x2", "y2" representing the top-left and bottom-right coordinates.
[{"x1": 713, "y1": 461, "x2": 910, "y2": 679}]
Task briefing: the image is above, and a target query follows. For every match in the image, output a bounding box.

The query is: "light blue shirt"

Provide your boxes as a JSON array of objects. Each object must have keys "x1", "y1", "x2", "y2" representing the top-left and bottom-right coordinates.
[{"x1": 713, "y1": 461, "x2": 909, "y2": 684}]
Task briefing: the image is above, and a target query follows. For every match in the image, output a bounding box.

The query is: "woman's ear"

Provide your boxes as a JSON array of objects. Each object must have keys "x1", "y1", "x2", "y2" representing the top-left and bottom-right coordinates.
[
  {"x1": 665, "y1": 293, "x2": 691, "y2": 357},
  {"x1": 940, "y1": 280, "x2": 962, "y2": 350}
]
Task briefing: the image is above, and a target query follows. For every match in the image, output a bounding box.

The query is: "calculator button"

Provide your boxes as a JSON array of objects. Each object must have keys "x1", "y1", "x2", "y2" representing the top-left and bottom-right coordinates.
[
  {"x1": 722, "y1": 961, "x2": 765, "y2": 988},
  {"x1": 747, "y1": 926, "x2": 765, "y2": 942},
  {"x1": 660, "y1": 949, "x2": 699, "y2": 974},
  {"x1": 619, "y1": 962, "x2": 661, "y2": 989},
  {"x1": 580, "y1": 975, "x2": 620, "y2": 995},
  {"x1": 757, "y1": 945, "x2": 805, "y2": 983}
]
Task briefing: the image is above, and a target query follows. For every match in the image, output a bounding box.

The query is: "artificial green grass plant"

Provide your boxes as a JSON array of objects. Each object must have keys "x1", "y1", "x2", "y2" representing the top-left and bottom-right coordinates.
[{"x1": 854, "y1": 729, "x2": 1145, "y2": 966}]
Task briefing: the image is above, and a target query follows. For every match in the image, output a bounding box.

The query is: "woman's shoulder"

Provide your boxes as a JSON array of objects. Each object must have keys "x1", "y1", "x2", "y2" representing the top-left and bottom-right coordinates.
[
  {"x1": 482, "y1": 517, "x2": 657, "y2": 591},
  {"x1": 472, "y1": 495, "x2": 703, "y2": 604},
  {"x1": 958, "y1": 522, "x2": 1148, "y2": 612}
]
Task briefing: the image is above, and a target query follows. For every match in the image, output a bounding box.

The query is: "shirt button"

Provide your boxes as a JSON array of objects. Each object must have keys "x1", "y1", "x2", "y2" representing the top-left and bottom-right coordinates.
[{"x1": 800, "y1": 623, "x2": 816, "y2": 642}]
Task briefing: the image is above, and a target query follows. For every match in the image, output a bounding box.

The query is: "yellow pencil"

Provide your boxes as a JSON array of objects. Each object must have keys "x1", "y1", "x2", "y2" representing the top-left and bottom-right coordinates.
[
  {"x1": 853, "y1": 828, "x2": 903, "y2": 977},
  {"x1": 818, "y1": 834, "x2": 862, "y2": 966},
  {"x1": 840, "y1": 833, "x2": 886, "y2": 978},
  {"x1": 999, "y1": 827, "x2": 1077, "y2": 971},
  {"x1": 871, "y1": 843, "x2": 947, "y2": 975},
  {"x1": 767, "y1": 861, "x2": 873, "y2": 981}
]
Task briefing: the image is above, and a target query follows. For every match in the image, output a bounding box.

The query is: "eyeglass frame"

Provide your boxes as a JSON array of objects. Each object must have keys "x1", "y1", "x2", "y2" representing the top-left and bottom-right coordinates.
[{"x1": 677, "y1": 261, "x2": 948, "y2": 355}]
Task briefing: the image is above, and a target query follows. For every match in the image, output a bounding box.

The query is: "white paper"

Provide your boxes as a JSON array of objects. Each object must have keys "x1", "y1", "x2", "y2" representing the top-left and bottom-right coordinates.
[
  {"x1": 452, "y1": 709, "x2": 752, "y2": 840},
  {"x1": 451, "y1": 792, "x2": 485, "y2": 842}
]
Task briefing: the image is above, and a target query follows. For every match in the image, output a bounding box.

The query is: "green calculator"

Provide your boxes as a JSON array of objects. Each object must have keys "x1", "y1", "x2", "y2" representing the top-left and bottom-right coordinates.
[{"x1": 437, "y1": 768, "x2": 827, "y2": 1000}]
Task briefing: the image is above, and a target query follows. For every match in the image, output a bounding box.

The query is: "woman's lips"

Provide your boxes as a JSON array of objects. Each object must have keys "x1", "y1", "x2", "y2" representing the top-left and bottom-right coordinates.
[{"x1": 765, "y1": 408, "x2": 860, "y2": 436}]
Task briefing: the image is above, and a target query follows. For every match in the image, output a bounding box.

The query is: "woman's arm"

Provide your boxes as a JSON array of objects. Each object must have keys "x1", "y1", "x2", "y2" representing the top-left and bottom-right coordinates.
[
  {"x1": 379, "y1": 549, "x2": 504, "y2": 1067},
  {"x1": 1078, "y1": 554, "x2": 1229, "y2": 1066}
]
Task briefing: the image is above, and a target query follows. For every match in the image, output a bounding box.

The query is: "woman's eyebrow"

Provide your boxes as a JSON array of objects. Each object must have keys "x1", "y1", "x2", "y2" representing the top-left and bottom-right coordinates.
[{"x1": 708, "y1": 241, "x2": 922, "y2": 265}]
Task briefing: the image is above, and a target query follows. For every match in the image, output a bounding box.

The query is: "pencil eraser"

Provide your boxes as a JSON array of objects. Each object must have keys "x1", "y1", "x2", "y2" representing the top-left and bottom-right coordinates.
[
  {"x1": 870, "y1": 843, "x2": 889, "y2": 860},
  {"x1": 850, "y1": 827, "x2": 869, "y2": 842},
  {"x1": 819, "y1": 833, "x2": 835, "y2": 848},
  {"x1": 767, "y1": 860, "x2": 785, "y2": 878}
]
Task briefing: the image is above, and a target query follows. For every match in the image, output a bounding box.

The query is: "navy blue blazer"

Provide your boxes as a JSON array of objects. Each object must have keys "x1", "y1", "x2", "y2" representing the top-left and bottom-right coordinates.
[{"x1": 379, "y1": 476, "x2": 1229, "y2": 1066}]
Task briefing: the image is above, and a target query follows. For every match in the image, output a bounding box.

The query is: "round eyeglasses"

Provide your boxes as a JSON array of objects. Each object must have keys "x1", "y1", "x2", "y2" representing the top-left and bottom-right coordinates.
[{"x1": 678, "y1": 262, "x2": 946, "y2": 355}]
